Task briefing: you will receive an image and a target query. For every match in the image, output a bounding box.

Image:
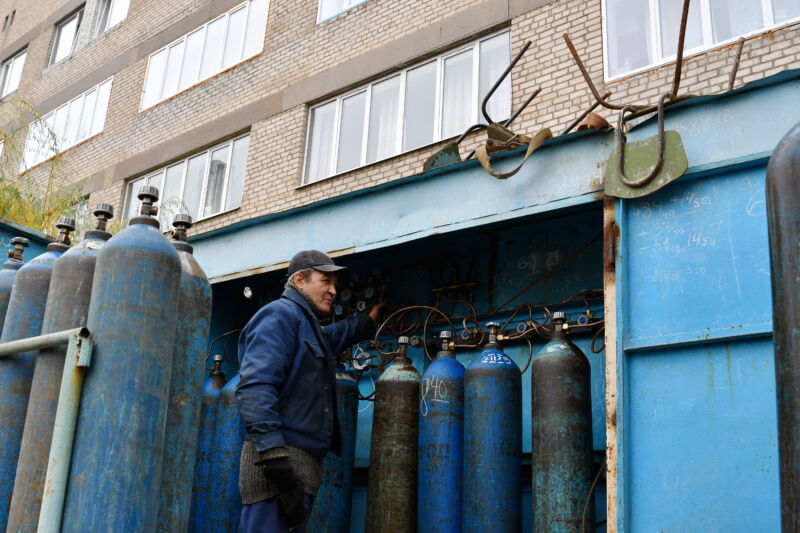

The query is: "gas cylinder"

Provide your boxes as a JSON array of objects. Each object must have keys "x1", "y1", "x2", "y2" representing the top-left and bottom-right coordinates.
[
  {"x1": 463, "y1": 322, "x2": 521, "y2": 533},
  {"x1": 308, "y1": 364, "x2": 359, "y2": 533},
  {"x1": 208, "y1": 373, "x2": 245, "y2": 532},
  {"x1": 8, "y1": 205, "x2": 113, "y2": 532},
  {"x1": 0, "y1": 237, "x2": 29, "y2": 333},
  {"x1": 189, "y1": 354, "x2": 227, "y2": 533},
  {"x1": 365, "y1": 336, "x2": 420, "y2": 533},
  {"x1": 0, "y1": 218, "x2": 73, "y2": 530},
  {"x1": 532, "y1": 311, "x2": 594, "y2": 533},
  {"x1": 157, "y1": 214, "x2": 213, "y2": 533},
  {"x1": 766, "y1": 120, "x2": 800, "y2": 533},
  {"x1": 418, "y1": 330, "x2": 465, "y2": 533},
  {"x1": 62, "y1": 187, "x2": 181, "y2": 533}
]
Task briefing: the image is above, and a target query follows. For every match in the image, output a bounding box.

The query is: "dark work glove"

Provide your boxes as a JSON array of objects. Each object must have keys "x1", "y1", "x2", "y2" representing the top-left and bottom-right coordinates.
[{"x1": 260, "y1": 456, "x2": 308, "y2": 529}]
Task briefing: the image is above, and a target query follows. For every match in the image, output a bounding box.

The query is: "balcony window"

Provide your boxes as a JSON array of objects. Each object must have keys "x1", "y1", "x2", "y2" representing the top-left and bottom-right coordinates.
[
  {"x1": 140, "y1": 0, "x2": 268, "y2": 110},
  {"x1": 317, "y1": 0, "x2": 367, "y2": 23},
  {"x1": 603, "y1": 0, "x2": 800, "y2": 80},
  {"x1": 0, "y1": 48, "x2": 26, "y2": 97},
  {"x1": 20, "y1": 77, "x2": 113, "y2": 171},
  {"x1": 302, "y1": 30, "x2": 511, "y2": 185},
  {"x1": 124, "y1": 134, "x2": 251, "y2": 225}
]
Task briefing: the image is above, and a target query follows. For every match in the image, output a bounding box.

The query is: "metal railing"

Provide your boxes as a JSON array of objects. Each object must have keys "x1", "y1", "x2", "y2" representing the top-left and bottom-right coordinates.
[{"x1": 0, "y1": 327, "x2": 93, "y2": 533}]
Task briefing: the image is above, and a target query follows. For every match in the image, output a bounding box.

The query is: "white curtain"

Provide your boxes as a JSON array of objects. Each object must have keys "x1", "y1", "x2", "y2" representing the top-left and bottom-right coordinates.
[
  {"x1": 442, "y1": 49, "x2": 473, "y2": 138},
  {"x1": 710, "y1": 0, "x2": 763, "y2": 42},
  {"x1": 367, "y1": 76, "x2": 400, "y2": 163}
]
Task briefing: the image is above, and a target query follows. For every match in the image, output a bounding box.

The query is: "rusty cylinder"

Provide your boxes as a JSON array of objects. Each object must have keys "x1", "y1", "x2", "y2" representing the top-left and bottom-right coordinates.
[
  {"x1": 7, "y1": 206, "x2": 112, "y2": 533},
  {"x1": 365, "y1": 336, "x2": 420, "y2": 533},
  {"x1": 766, "y1": 120, "x2": 800, "y2": 533},
  {"x1": 532, "y1": 311, "x2": 594, "y2": 533}
]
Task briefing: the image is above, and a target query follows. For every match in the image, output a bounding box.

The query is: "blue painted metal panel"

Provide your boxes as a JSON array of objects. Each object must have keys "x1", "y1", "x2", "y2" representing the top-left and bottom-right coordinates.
[
  {"x1": 0, "y1": 218, "x2": 51, "y2": 260},
  {"x1": 616, "y1": 161, "x2": 780, "y2": 531},
  {"x1": 626, "y1": 338, "x2": 778, "y2": 532}
]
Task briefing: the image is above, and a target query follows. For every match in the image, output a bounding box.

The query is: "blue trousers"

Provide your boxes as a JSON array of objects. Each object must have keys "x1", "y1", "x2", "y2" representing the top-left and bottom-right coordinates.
[{"x1": 238, "y1": 495, "x2": 315, "y2": 533}]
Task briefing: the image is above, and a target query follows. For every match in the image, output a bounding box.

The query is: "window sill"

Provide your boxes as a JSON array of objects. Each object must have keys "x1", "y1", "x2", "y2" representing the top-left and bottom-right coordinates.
[{"x1": 605, "y1": 17, "x2": 800, "y2": 83}]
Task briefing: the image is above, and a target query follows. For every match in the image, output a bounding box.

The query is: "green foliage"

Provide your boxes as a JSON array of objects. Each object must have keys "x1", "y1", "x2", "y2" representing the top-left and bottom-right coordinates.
[{"x1": 0, "y1": 96, "x2": 95, "y2": 237}]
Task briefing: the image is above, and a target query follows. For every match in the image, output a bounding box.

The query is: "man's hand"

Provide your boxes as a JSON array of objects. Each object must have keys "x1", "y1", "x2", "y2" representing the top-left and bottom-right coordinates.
[
  {"x1": 369, "y1": 300, "x2": 386, "y2": 324},
  {"x1": 259, "y1": 455, "x2": 308, "y2": 528}
]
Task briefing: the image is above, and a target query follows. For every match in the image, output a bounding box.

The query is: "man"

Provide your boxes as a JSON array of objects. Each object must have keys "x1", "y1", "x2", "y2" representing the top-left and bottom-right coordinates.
[{"x1": 235, "y1": 250, "x2": 383, "y2": 532}]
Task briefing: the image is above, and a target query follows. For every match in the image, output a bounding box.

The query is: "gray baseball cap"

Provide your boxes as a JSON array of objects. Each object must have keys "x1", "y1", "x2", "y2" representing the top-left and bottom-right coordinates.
[{"x1": 288, "y1": 250, "x2": 348, "y2": 277}]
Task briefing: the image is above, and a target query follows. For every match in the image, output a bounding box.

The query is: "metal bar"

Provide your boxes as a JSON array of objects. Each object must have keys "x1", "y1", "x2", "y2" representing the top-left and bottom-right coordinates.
[
  {"x1": 670, "y1": 0, "x2": 692, "y2": 100},
  {"x1": 0, "y1": 327, "x2": 88, "y2": 358},
  {"x1": 561, "y1": 91, "x2": 612, "y2": 135},
  {"x1": 463, "y1": 88, "x2": 540, "y2": 161},
  {"x1": 728, "y1": 38, "x2": 745, "y2": 91},
  {"x1": 480, "y1": 40, "x2": 532, "y2": 124},
  {"x1": 37, "y1": 330, "x2": 93, "y2": 533},
  {"x1": 563, "y1": 33, "x2": 646, "y2": 112}
]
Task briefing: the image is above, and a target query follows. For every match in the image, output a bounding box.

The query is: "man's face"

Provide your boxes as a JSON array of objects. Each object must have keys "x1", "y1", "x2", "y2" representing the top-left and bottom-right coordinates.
[{"x1": 295, "y1": 269, "x2": 337, "y2": 314}]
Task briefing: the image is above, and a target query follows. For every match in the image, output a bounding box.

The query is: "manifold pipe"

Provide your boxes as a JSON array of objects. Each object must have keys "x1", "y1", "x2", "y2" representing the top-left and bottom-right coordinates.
[{"x1": 0, "y1": 327, "x2": 93, "y2": 533}]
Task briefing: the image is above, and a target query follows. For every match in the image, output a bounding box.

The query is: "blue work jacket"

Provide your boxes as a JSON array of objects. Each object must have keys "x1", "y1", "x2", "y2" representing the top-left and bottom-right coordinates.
[{"x1": 235, "y1": 288, "x2": 374, "y2": 457}]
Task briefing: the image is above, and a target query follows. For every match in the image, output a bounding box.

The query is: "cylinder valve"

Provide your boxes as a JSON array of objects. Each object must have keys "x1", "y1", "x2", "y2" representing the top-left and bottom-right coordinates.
[{"x1": 7, "y1": 237, "x2": 29, "y2": 261}]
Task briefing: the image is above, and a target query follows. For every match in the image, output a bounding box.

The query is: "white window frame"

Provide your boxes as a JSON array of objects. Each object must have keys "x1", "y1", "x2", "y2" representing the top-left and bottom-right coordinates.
[
  {"x1": 20, "y1": 77, "x2": 113, "y2": 172},
  {"x1": 0, "y1": 48, "x2": 26, "y2": 98},
  {"x1": 602, "y1": 0, "x2": 800, "y2": 81},
  {"x1": 122, "y1": 133, "x2": 251, "y2": 224},
  {"x1": 96, "y1": 0, "x2": 129, "y2": 35},
  {"x1": 301, "y1": 29, "x2": 511, "y2": 186},
  {"x1": 317, "y1": 0, "x2": 367, "y2": 23},
  {"x1": 50, "y1": 7, "x2": 84, "y2": 66},
  {"x1": 140, "y1": 0, "x2": 269, "y2": 110}
]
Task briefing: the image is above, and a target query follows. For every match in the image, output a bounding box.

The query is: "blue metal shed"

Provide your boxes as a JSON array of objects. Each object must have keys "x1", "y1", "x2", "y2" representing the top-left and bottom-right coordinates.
[{"x1": 191, "y1": 69, "x2": 799, "y2": 531}]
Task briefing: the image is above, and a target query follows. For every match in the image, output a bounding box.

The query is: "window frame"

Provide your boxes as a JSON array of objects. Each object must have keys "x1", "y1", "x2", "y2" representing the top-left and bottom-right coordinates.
[
  {"x1": 122, "y1": 133, "x2": 251, "y2": 224},
  {"x1": 96, "y1": 0, "x2": 129, "y2": 36},
  {"x1": 140, "y1": 0, "x2": 268, "y2": 111},
  {"x1": 0, "y1": 47, "x2": 26, "y2": 98},
  {"x1": 301, "y1": 29, "x2": 510, "y2": 186},
  {"x1": 50, "y1": 7, "x2": 85, "y2": 66},
  {"x1": 316, "y1": 0, "x2": 368, "y2": 24},
  {"x1": 601, "y1": 0, "x2": 800, "y2": 81}
]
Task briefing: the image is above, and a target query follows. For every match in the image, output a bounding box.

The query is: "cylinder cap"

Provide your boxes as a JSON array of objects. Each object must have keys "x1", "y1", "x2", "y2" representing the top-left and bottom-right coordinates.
[
  {"x1": 94, "y1": 203, "x2": 114, "y2": 219},
  {"x1": 10, "y1": 237, "x2": 29, "y2": 247},
  {"x1": 56, "y1": 217, "x2": 77, "y2": 232},
  {"x1": 486, "y1": 321, "x2": 500, "y2": 328},
  {"x1": 213, "y1": 354, "x2": 223, "y2": 362},
  {"x1": 440, "y1": 330, "x2": 452, "y2": 339},
  {"x1": 173, "y1": 213, "x2": 193, "y2": 228},
  {"x1": 398, "y1": 335, "x2": 410, "y2": 345},
  {"x1": 553, "y1": 311, "x2": 566, "y2": 321},
  {"x1": 138, "y1": 186, "x2": 159, "y2": 203}
]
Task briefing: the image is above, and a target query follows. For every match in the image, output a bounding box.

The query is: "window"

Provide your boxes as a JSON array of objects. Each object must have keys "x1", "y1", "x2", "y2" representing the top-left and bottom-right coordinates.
[
  {"x1": 0, "y1": 48, "x2": 26, "y2": 97},
  {"x1": 302, "y1": 30, "x2": 511, "y2": 184},
  {"x1": 141, "y1": 0, "x2": 268, "y2": 110},
  {"x1": 317, "y1": 0, "x2": 366, "y2": 23},
  {"x1": 123, "y1": 134, "x2": 250, "y2": 225},
  {"x1": 96, "y1": 0, "x2": 129, "y2": 34},
  {"x1": 51, "y1": 7, "x2": 84, "y2": 65},
  {"x1": 603, "y1": 0, "x2": 800, "y2": 80},
  {"x1": 20, "y1": 77, "x2": 113, "y2": 171}
]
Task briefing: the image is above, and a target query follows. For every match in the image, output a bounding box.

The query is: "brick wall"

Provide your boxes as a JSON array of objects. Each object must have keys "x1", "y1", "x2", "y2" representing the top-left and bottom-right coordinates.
[{"x1": 0, "y1": 0, "x2": 798, "y2": 237}]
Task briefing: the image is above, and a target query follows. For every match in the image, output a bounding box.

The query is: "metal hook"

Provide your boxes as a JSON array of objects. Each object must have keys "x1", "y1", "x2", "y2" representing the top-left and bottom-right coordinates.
[
  {"x1": 670, "y1": 0, "x2": 692, "y2": 100},
  {"x1": 481, "y1": 41, "x2": 532, "y2": 124},
  {"x1": 616, "y1": 92, "x2": 671, "y2": 188},
  {"x1": 465, "y1": 87, "x2": 541, "y2": 160},
  {"x1": 562, "y1": 91, "x2": 612, "y2": 135}
]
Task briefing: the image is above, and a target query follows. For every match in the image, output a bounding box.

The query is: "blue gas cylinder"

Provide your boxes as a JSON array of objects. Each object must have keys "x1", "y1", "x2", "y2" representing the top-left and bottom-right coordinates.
[
  {"x1": 418, "y1": 330, "x2": 465, "y2": 533},
  {"x1": 0, "y1": 237, "x2": 28, "y2": 333},
  {"x1": 463, "y1": 322, "x2": 521, "y2": 533},
  {"x1": 208, "y1": 373, "x2": 245, "y2": 531},
  {"x1": 308, "y1": 365, "x2": 360, "y2": 533},
  {"x1": 62, "y1": 187, "x2": 182, "y2": 533},
  {"x1": 8, "y1": 207, "x2": 112, "y2": 532},
  {"x1": 189, "y1": 355, "x2": 227, "y2": 533},
  {"x1": 157, "y1": 214, "x2": 213, "y2": 533},
  {"x1": 0, "y1": 218, "x2": 73, "y2": 530}
]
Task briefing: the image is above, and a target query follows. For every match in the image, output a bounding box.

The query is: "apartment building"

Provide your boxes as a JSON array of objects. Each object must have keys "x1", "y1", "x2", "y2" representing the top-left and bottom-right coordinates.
[{"x1": 1, "y1": 0, "x2": 799, "y2": 531}]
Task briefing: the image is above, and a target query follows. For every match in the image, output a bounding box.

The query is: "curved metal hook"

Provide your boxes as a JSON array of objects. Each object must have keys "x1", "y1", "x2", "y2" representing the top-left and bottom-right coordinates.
[
  {"x1": 481, "y1": 41, "x2": 532, "y2": 124},
  {"x1": 616, "y1": 92, "x2": 671, "y2": 188}
]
